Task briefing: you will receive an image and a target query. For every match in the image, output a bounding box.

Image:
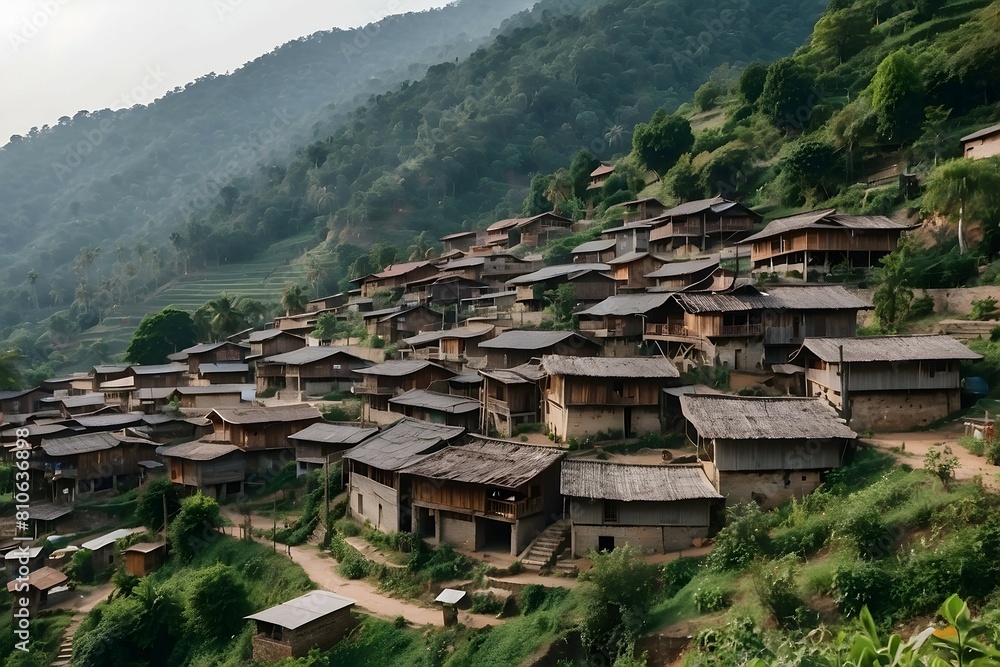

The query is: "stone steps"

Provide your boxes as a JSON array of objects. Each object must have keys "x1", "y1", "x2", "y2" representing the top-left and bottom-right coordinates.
[
  {"x1": 520, "y1": 519, "x2": 570, "y2": 571},
  {"x1": 51, "y1": 612, "x2": 82, "y2": 667}
]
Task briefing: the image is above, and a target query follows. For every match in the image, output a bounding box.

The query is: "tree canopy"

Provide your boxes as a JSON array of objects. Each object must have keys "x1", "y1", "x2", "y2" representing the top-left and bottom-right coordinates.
[
  {"x1": 124, "y1": 308, "x2": 197, "y2": 365},
  {"x1": 631, "y1": 109, "x2": 695, "y2": 176}
]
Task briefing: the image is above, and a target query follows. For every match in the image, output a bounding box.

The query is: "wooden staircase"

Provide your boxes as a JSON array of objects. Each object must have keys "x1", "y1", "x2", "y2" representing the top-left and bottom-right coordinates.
[
  {"x1": 52, "y1": 612, "x2": 82, "y2": 667},
  {"x1": 521, "y1": 519, "x2": 570, "y2": 571}
]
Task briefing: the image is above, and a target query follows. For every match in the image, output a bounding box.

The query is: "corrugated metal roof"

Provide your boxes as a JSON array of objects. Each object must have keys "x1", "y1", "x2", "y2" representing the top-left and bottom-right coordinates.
[
  {"x1": 671, "y1": 285, "x2": 869, "y2": 313},
  {"x1": 26, "y1": 503, "x2": 73, "y2": 521},
  {"x1": 961, "y1": 122, "x2": 1000, "y2": 142},
  {"x1": 541, "y1": 354, "x2": 679, "y2": 378},
  {"x1": 440, "y1": 230, "x2": 477, "y2": 241},
  {"x1": 796, "y1": 335, "x2": 982, "y2": 363},
  {"x1": 571, "y1": 239, "x2": 616, "y2": 254},
  {"x1": 48, "y1": 393, "x2": 105, "y2": 408},
  {"x1": 130, "y1": 363, "x2": 188, "y2": 375},
  {"x1": 246, "y1": 590, "x2": 355, "y2": 629},
  {"x1": 247, "y1": 329, "x2": 302, "y2": 343},
  {"x1": 479, "y1": 363, "x2": 546, "y2": 384},
  {"x1": 507, "y1": 263, "x2": 611, "y2": 285},
  {"x1": 645, "y1": 255, "x2": 720, "y2": 279},
  {"x1": 661, "y1": 196, "x2": 728, "y2": 217},
  {"x1": 261, "y1": 346, "x2": 365, "y2": 366},
  {"x1": 209, "y1": 404, "x2": 322, "y2": 424},
  {"x1": 288, "y1": 423, "x2": 378, "y2": 445},
  {"x1": 402, "y1": 438, "x2": 563, "y2": 488},
  {"x1": 41, "y1": 432, "x2": 156, "y2": 456},
  {"x1": 93, "y1": 365, "x2": 129, "y2": 374},
  {"x1": 389, "y1": 389, "x2": 480, "y2": 414},
  {"x1": 354, "y1": 360, "x2": 453, "y2": 378},
  {"x1": 158, "y1": 441, "x2": 242, "y2": 461},
  {"x1": 560, "y1": 460, "x2": 721, "y2": 501},
  {"x1": 7, "y1": 567, "x2": 67, "y2": 593},
  {"x1": 478, "y1": 330, "x2": 599, "y2": 351},
  {"x1": 125, "y1": 542, "x2": 165, "y2": 554},
  {"x1": 607, "y1": 251, "x2": 655, "y2": 266},
  {"x1": 179, "y1": 341, "x2": 247, "y2": 356},
  {"x1": 403, "y1": 324, "x2": 494, "y2": 347},
  {"x1": 372, "y1": 261, "x2": 433, "y2": 279},
  {"x1": 199, "y1": 363, "x2": 249, "y2": 374},
  {"x1": 81, "y1": 528, "x2": 146, "y2": 552},
  {"x1": 175, "y1": 384, "x2": 252, "y2": 395},
  {"x1": 680, "y1": 395, "x2": 857, "y2": 440},
  {"x1": 66, "y1": 413, "x2": 144, "y2": 429},
  {"x1": 577, "y1": 293, "x2": 672, "y2": 317},
  {"x1": 344, "y1": 417, "x2": 465, "y2": 471},
  {"x1": 441, "y1": 256, "x2": 486, "y2": 269},
  {"x1": 744, "y1": 209, "x2": 912, "y2": 243}
]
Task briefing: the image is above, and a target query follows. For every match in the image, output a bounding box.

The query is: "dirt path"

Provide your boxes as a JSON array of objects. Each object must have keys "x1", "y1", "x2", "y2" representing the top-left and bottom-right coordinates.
[
  {"x1": 50, "y1": 582, "x2": 115, "y2": 613},
  {"x1": 219, "y1": 507, "x2": 502, "y2": 629}
]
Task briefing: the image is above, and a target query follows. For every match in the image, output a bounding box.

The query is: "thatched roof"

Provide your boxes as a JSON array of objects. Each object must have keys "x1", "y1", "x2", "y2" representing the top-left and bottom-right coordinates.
[
  {"x1": 680, "y1": 395, "x2": 857, "y2": 440},
  {"x1": 208, "y1": 404, "x2": 321, "y2": 425},
  {"x1": 288, "y1": 423, "x2": 378, "y2": 445},
  {"x1": 744, "y1": 209, "x2": 913, "y2": 243},
  {"x1": 158, "y1": 441, "x2": 242, "y2": 461},
  {"x1": 401, "y1": 439, "x2": 563, "y2": 488},
  {"x1": 541, "y1": 355, "x2": 679, "y2": 379},
  {"x1": 794, "y1": 335, "x2": 982, "y2": 363},
  {"x1": 560, "y1": 460, "x2": 721, "y2": 502}
]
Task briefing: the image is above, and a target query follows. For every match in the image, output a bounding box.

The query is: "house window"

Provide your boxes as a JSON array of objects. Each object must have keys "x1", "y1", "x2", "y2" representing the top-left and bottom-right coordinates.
[
  {"x1": 357, "y1": 493, "x2": 364, "y2": 515},
  {"x1": 333, "y1": 364, "x2": 341, "y2": 370},
  {"x1": 612, "y1": 381, "x2": 624, "y2": 396},
  {"x1": 603, "y1": 501, "x2": 618, "y2": 524}
]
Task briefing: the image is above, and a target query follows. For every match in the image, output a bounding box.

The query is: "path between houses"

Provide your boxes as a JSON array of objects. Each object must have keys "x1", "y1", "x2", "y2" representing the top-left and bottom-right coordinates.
[{"x1": 218, "y1": 507, "x2": 502, "y2": 629}]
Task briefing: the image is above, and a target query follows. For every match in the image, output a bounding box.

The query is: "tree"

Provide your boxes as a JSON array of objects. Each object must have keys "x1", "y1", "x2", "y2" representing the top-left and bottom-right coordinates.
[
  {"x1": 631, "y1": 109, "x2": 694, "y2": 177},
  {"x1": 169, "y1": 493, "x2": 221, "y2": 561},
  {"x1": 758, "y1": 58, "x2": 815, "y2": 131},
  {"x1": 125, "y1": 308, "x2": 197, "y2": 365},
  {"x1": 871, "y1": 239, "x2": 915, "y2": 331},
  {"x1": 924, "y1": 444, "x2": 959, "y2": 489},
  {"x1": 543, "y1": 168, "x2": 574, "y2": 210},
  {"x1": 185, "y1": 563, "x2": 251, "y2": 640},
  {"x1": 133, "y1": 477, "x2": 181, "y2": 531},
  {"x1": 569, "y1": 149, "x2": 600, "y2": 199},
  {"x1": 0, "y1": 348, "x2": 22, "y2": 391},
  {"x1": 694, "y1": 81, "x2": 723, "y2": 111},
  {"x1": 579, "y1": 545, "x2": 659, "y2": 659},
  {"x1": 869, "y1": 49, "x2": 924, "y2": 142},
  {"x1": 738, "y1": 62, "x2": 768, "y2": 105},
  {"x1": 780, "y1": 140, "x2": 839, "y2": 202},
  {"x1": 26, "y1": 269, "x2": 39, "y2": 310},
  {"x1": 811, "y1": 8, "x2": 871, "y2": 64},
  {"x1": 542, "y1": 283, "x2": 578, "y2": 328},
  {"x1": 203, "y1": 292, "x2": 247, "y2": 340},
  {"x1": 666, "y1": 154, "x2": 702, "y2": 202},
  {"x1": 281, "y1": 282, "x2": 310, "y2": 316},
  {"x1": 923, "y1": 158, "x2": 1000, "y2": 254}
]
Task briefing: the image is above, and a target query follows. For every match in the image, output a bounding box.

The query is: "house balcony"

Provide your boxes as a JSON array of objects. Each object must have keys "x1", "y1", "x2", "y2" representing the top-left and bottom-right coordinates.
[
  {"x1": 704, "y1": 220, "x2": 753, "y2": 234},
  {"x1": 644, "y1": 322, "x2": 697, "y2": 341},
  {"x1": 353, "y1": 384, "x2": 395, "y2": 396},
  {"x1": 716, "y1": 323, "x2": 764, "y2": 337},
  {"x1": 485, "y1": 495, "x2": 543, "y2": 520}
]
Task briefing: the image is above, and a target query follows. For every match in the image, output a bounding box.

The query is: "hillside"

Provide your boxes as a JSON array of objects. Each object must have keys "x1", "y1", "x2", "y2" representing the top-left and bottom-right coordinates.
[{"x1": 0, "y1": 0, "x2": 536, "y2": 316}]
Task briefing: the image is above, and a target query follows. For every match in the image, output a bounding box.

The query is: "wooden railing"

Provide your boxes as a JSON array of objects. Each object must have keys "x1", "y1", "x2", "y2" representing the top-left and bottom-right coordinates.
[
  {"x1": 705, "y1": 219, "x2": 753, "y2": 234},
  {"x1": 718, "y1": 323, "x2": 764, "y2": 337},
  {"x1": 485, "y1": 495, "x2": 543, "y2": 519},
  {"x1": 644, "y1": 322, "x2": 689, "y2": 337}
]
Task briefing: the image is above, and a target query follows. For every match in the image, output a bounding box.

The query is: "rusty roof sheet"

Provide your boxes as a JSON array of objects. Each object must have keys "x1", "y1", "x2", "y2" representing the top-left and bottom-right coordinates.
[
  {"x1": 561, "y1": 460, "x2": 721, "y2": 501},
  {"x1": 795, "y1": 335, "x2": 982, "y2": 363},
  {"x1": 680, "y1": 395, "x2": 857, "y2": 440}
]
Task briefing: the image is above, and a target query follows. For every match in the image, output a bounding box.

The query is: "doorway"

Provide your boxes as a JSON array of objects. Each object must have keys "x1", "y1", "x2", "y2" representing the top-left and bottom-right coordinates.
[
  {"x1": 624, "y1": 407, "x2": 633, "y2": 438},
  {"x1": 597, "y1": 535, "x2": 615, "y2": 552},
  {"x1": 480, "y1": 518, "x2": 512, "y2": 553}
]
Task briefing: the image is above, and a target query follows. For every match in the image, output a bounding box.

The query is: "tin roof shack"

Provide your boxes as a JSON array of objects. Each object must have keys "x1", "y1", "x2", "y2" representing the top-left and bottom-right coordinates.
[
  {"x1": 462, "y1": 290, "x2": 518, "y2": 324},
  {"x1": 541, "y1": 355, "x2": 680, "y2": 442},
  {"x1": 646, "y1": 255, "x2": 722, "y2": 292},
  {"x1": 961, "y1": 123, "x2": 1000, "y2": 160},
  {"x1": 508, "y1": 264, "x2": 615, "y2": 312},
  {"x1": 193, "y1": 362, "x2": 251, "y2": 386},
  {"x1": 644, "y1": 284, "x2": 869, "y2": 372},
  {"x1": 40, "y1": 432, "x2": 159, "y2": 501},
  {"x1": 7, "y1": 567, "x2": 67, "y2": 619},
  {"x1": 169, "y1": 384, "x2": 250, "y2": 411},
  {"x1": 680, "y1": 395, "x2": 857, "y2": 508},
  {"x1": 401, "y1": 324, "x2": 496, "y2": 370},
  {"x1": 124, "y1": 542, "x2": 166, "y2": 577},
  {"x1": 571, "y1": 239, "x2": 617, "y2": 264},
  {"x1": 480, "y1": 363, "x2": 545, "y2": 437},
  {"x1": 484, "y1": 212, "x2": 573, "y2": 249},
  {"x1": 617, "y1": 197, "x2": 667, "y2": 223},
  {"x1": 790, "y1": 335, "x2": 982, "y2": 432},
  {"x1": 4, "y1": 546, "x2": 45, "y2": 580},
  {"x1": 160, "y1": 441, "x2": 245, "y2": 500},
  {"x1": 354, "y1": 261, "x2": 440, "y2": 298},
  {"x1": 745, "y1": 209, "x2": 914, "y2": 278},
  {"x1": 171, "y1": 341, "x2": 248, "y2": 376},
  {"x1": 478, "y1": 330, "x2": 603, "y2": 369},
  {"x1": 648, "y1": 197, "x2": 760, "y2": 256},
  {"x1": 45, "y1": 393, "x2": 107, "y2": 418},
  {"x1": 255, "y1": 347, "x2": 370, "y2": 398},
  {"x1": 246, "y1": 329, "x2": 306, "y2": 361},
  {"x1": 560, "y1": 460, "x2": 722, "y2": 556},
  {"x1": 305, "y1": 293, "x2": 348, "y2": 313},
  {"x1": 128, "y1": 363, "x2": 190, "y2": 390},
  {"x1": 607, "y1": 252, "x2": 666, "y2": 292},
  {"x1": 361, "y1": 305, "x2": 444, "y2": 344},
  {"x1": 478, "y1": 252, "x2": 544, "y2": 286},
  {"x1": 353, "y1": 360, "x2": 456, "y2": 419},
  {"x1": 247, "y1": 590, "x2": 358, "y2": 661},
  {"x1": 288, "y1": 423, "x2": 378, "y2": 476},
  {"x1": 402, "y1": 439, "x2": 564, "y2": 556},
  {"x1": 344, "y1": 418, "x2": 465, "y2": 533},
  {"x1": 440, "y1": 230, "x2": 479, "y2": 253},
  {"x1": 0, "y1": 388, "x2": 51, "y2": 422},
  {"x1": 577, "y1": 293, "x2": 673, "y2": 352},
  {"x1": 81, "y1": 527, "x2": 146, "y2": 574},
  {"x1": 205, "y1": 405, "x2": 323, "y2": 474},
  {"x1": 603, "y1": 222, "x2": 651, "y2": 256},
  {"x1": 92, "y1": 365, "x2": 130, "y2": 392},
  {"x1": 389, "y1": 390, "x2": 481, "y2": 430}
]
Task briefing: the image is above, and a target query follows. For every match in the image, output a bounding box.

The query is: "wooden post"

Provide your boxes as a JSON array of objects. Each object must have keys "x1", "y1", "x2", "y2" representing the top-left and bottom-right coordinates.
[{"x1": 272, "y1": 500, "x2": 277, "y2": 552}]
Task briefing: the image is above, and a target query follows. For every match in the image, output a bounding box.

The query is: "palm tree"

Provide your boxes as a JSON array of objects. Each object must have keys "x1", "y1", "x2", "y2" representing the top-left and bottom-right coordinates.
[
  {"x1": 407, "y1": 231, "x2": 434, "y2": 262},
  {"x1": 0, "y1": 348, "x2": 23, "y2": 390},
  {"x1": 236, "y1": 297, "x2": 270, "y2": 329},
  {"x1": 205, "y1": 292, "x2": 247, "y2": 340},
  {"x1": 281, "y1": 283, "x2": 310, "y2": 317},
  {"x1": 303, "y1": 255, "x2": 328, "y2": 297},
  {"x1": 604, "y1": 124, "x2": 625, "y2": 149},
  {"x1": 923, "y1": 158, "x2": 1000, "y2": 254}
]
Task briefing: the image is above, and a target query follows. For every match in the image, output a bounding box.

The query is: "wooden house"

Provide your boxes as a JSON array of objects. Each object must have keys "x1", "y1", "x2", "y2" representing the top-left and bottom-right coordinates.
[
  {"x1": 160, "y1": 440, "x2": 246, "y2": 499},
  {"x1": 170, "y1": 341, "x2": 248, "y2": 376},
  {"x1": 246, "y1": 330, "x2": 307, "y2": 361},
  {"x1": 246, "y1": 590, "x2": 358, "y2": 661},
  {"x1": 617, "y1": 197, "x2": 667, "y2": 224},
  {"x1": 355, "y1": 261, "x2": 439, "y2": 299},
  {"x1": 362, "y1": 305, "x2": 443, "y2": 343},
  {"x1": 603, "y1": 222, "x2": 651, "y2": 257},
  {"x1": 344, "y1": 418, "x2": 465, "y2": 533},
  {"x1": 587, "y1": 163, "x2": 615, "y2": 191},
  {"x1": 461, "y1": 290, "x2": 517, "y2": 323},
  {"x1": 425, "y1": 276, "x2": 488, "y2": 307},
  {"x1": 124, "y1": 542, "x2": 166, "y2": 577},
  {"x1": 790, "y1": 335, "x2": 982, "y2": 432},
  {"x1": 169, "y1": 384, "x2": 249, "y2": 410},
  {"x1": 478, "y1": 252, "x2": 543, "y2": 286},
  {"x1": 541, "y1": 355, "x2": 680, "y2": 442},
  {"x1": 570, "y1": 239, "x2": 617, "y2": 264},
  {"x1": 0, "y1": 388, "x2": 51, "y2": 422},
  {"x1": 745, "y1": 209, "x2": 915, "y2": 277},
  {"x1": 961, "y1": 122, "x2": 1000, "y2": 160},
  {"x1": 607, "y1": 251, "x2": 665, "y2": 292},
  {"x1": 4, "y1": 546, "x2": 45, "y2": 579},
  {"x1": 92, "y1": 365, "x2": 130, "y2": 392},
  {"x1": 288, "y1": 423, "x2": 378, "y2": 476},
  {"x1": 680, "y1": 394, "x2": 857, "y2": 508},
  {"x1": 577, "y1": 293, "x2": 673, "y2": 348},
  {"x1": 255, "y1": 347, "x2": 370, "y2": 397},
  {"x1": 353, "y1": 360, "x2": 456, "y2": 418},
  {"x1": 39, "y1": 432, "x2": 159, "y2": 500},
  {"x1": 643, "y1": 283, "x2": 869, "y2": 372},
  {"x1": 436, "y1": 255, "x2": 486, "y2": 282},
  {"x1": 44, "y1": 393, "x2": 107, "y2": 418},
  {"x1": 401, "y1": 324, "x2": 496, "y2": 368},
  {"x1": 507, "y1": 264, "x2": 615, "y2": 311},
  {"x1": 479, "y1": 330, "x2": 603, "y2": 369},
  {"x1": 305, "y1": 293, "x2": 348, "y2": 313},
  {"x1": 560, "y1": 460, "x2": 721, "y2": 556},
  {"x1": 81, "y1": 527, "x2": 146, "y2": 573},
  {"x1": 479, "y1": 362, "x2": 545, "y2": 437},
  {"x1": 193, "y1": 362, "x2": 250, "y2": 386},
  {"x1": 648, "y1": 197, "x2": 760, "y2": 256},
  {"x1": 440, "y1": 231, "x2": 479, "y2": 253},
  {"x1": 402, "y1": 439, "x2": 564, "y2": 555},
  {"x1": 484, "y1": 212, "x2": 573, "y2": 249},
  {"x1": 645, "y1": 255, "x2": 722, "y2": 292},
  {"x1": 388, "y1": 389, "x2": 480, "y2": 430},
  {"x1": 6, "y1": 567, "x2": 67, "y2": 619},
  {"x1": 204, "y1": 405, "x2": 323, "y2": 473},
  {"x1": 128, "y1": 363, "x2": 189, "y2": 390}
]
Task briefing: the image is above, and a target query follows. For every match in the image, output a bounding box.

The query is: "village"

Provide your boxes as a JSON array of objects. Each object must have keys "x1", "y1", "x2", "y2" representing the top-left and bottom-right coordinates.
[{"x1": 2, "y1": 125, "x2": 1000, "y2": 662}]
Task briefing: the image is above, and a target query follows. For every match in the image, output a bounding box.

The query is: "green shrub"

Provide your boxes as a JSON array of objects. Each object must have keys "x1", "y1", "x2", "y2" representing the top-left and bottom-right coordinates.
[
  {"x1": 907, "y1": 291, "x2": 935, "y2": 320},
  {"x1": 972, "y1": 296, "x2": 999, "y2": 321},
  {"x1": 257, "y1": 386, "x2": 278, "y2": 398},
  {"x1": 693, "y1": 585, "x2": 730, "y2": 612},
  {"x1": 839, "y1": 506, "x2": 895, "y2": 560},
  {"x1": 661, "y1": 557, "x2": 701, "y2": 597},
  {"x1": 67, "y1": 548, "x2": 94, "y2": 584},
  {"x1": 751, "y1": 555, "x2": 805, "y2": 627},
  {"x1": 959, "y1": 435, "x2": 986, "y2": 457},
  {"x1": 519, "y1": 584, "x2": 547, "y2": 614},
  {"x1": 833, "y1": 561, "x2": 897, "y2": 618},
  {"x1": 338, "y1": 552, "x2": 368, "y2": 579},
  {"x1": 469, "y1": 592, "x2": 505, "y2": 615},
  {"x1": 335, "y1": 518, "x2": 361, "y2": 537},
  {"x1": 705, "y1": 503, "x2": 772, "y2": 571}
]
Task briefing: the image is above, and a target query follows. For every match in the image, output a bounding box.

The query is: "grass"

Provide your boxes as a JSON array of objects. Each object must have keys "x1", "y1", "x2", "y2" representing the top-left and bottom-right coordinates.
[
  {"x1": 0, "y1": 609, "x2": 74, "y2": 665},
  {"x1": 648, "y1": 570, "x2": 739, "y2": 629}
]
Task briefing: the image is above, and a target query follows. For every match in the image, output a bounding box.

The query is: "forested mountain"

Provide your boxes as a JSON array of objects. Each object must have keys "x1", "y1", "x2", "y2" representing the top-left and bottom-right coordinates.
[{"x1": 0, "y1": 0, "x2": 536, "y2": 315}]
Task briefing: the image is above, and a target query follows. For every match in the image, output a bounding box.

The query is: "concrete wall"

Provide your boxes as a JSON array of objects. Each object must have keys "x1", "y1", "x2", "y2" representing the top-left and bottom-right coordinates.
[
  {"x1": 514, "y1": 513, "x2": 550, "y2": 555},
  {"x1": 717, "y1": 470, "x2": 823, "y2": 509},
  {"x1": 848, "y1": 389, "x2": 959, "y2": 432},
  {"x1": 712, "y1": 339, "x2": 766, "y2": 373},
  {"x1": 570, "y1": 524, "x2": 707, "y2": 556},
  {"x1": 437, "y1": 510, "x2": 477, "y2": 551},
  {"x1": 348, "y1": 475, "x2": 400, "y2": 533},
  {"x1": 546, "y1": 403, "x2": 660, "y2": 442}
]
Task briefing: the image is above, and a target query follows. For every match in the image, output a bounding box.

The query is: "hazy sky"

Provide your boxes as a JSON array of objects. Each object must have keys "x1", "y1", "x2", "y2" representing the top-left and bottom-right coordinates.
[{"x1": 0, "y1": 0, "x2": 451, "y2": 140}]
